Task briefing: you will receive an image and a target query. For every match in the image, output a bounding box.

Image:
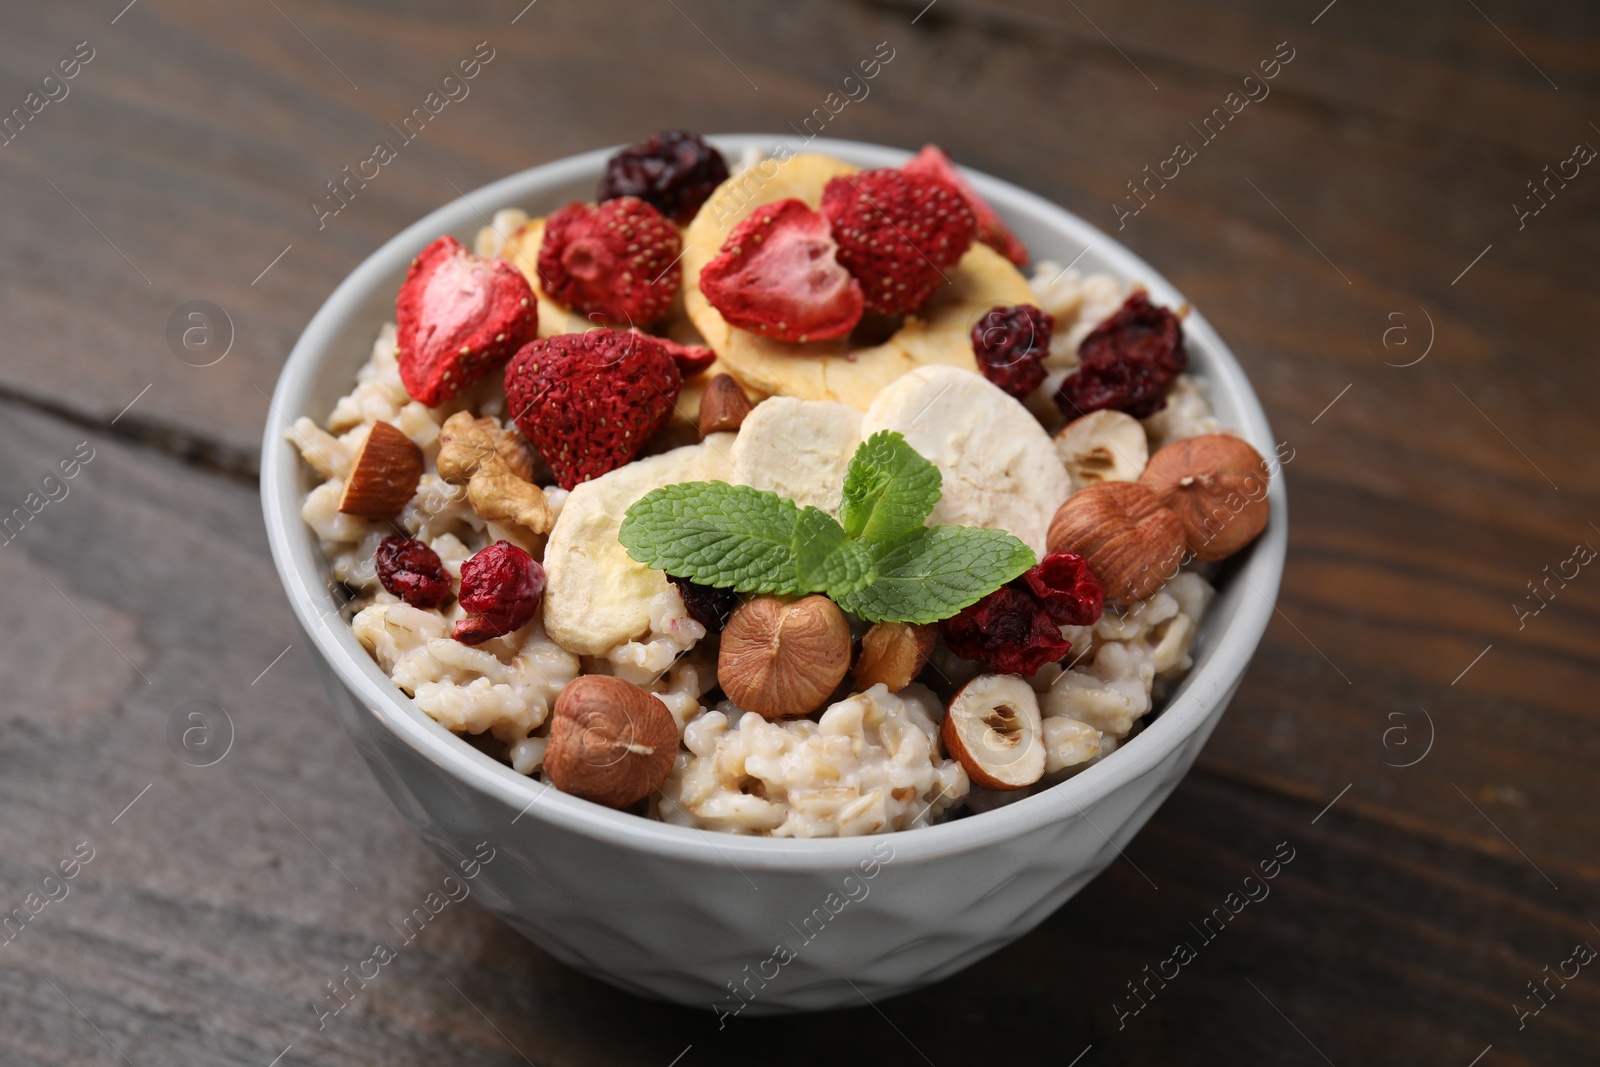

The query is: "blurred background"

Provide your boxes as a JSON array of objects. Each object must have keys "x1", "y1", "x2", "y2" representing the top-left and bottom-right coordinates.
[{"x1": 1, "y1": 1, "x2": 1596, "y2": 1063}]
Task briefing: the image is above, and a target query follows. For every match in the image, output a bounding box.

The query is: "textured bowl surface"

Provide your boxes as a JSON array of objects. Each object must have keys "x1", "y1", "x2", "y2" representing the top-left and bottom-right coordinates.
[{"x1": 261, "y1": 135, "x2": 1286, "y2": 1014}]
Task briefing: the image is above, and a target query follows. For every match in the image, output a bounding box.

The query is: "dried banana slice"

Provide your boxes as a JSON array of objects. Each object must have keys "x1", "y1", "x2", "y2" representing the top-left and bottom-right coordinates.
[{"x1": 860, "y1": 365, "x2": 1070, "y2": 555}]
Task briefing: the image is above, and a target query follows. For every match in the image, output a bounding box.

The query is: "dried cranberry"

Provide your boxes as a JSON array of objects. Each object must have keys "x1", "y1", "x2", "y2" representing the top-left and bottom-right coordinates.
[
  {"x1": 668, "y1": 575, "x2": 737, "y2": 633},
  {"x1": 1055, "y1": 292, "x2": 1187, "y2": 420},
  {"x1": 597, "y1": 130, "x2": 730, "y2": 225},
  {"x1": 1056, "y1": 352, "x2": 1171, "y2": 419},
  {"x1": 1021, "y1": 552, "x2": 1105, "y2": 626},
  {"x1": 971, "y1": 304, "x2": 1053, "y2": 398},
  {"x1": 1082, "y1": 291, "x2": 1186, "y2": 375},
  {"x1": 375, "y1": 536, "x2": 452, "y2": 609},
  {"x1": 453, "y1": 541, "x2": 545, "y2": 645},
  {"x1": 940, "y1": 553, "x2": 1105, "y2": 675},
  {"x1": 941, "y1": 586, "x2": 1071, "y2": 676}
]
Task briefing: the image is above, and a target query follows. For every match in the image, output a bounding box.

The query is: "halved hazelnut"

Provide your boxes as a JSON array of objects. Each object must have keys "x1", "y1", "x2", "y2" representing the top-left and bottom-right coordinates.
[
  {"x1": 697, "y1": 373, "x2": 754, "y2": 436},
  {"x1": 1047, "y1": 481, "x2": 1185, "y2": 605},
  {"x1": 1054, "y1": 409, "x2": 1148, "y2": 487},
  {"x1": 1139, "y1": 433, "x2": 1270, "y2": 562},
  {"x1": 544, "y1": 675, "x2": 677, "y2": 808},
  {"x1": 338, "y1": 421, "x2": 423, "y2": 519},
  {"x1": 719, "y1": 595, "x2": 851, "y2": 719},
  {"x1": 940, "y1": 674, "x2": 1046, "y2": 791},
  {"x1": 853, "y1": 621, "x2": 937, "y2": 693}
]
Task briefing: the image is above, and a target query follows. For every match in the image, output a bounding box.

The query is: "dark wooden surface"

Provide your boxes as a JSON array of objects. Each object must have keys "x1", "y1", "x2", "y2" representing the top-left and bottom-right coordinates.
[{"x1": 2, "y1": 0, "x2": 1597, "y2": 1063}]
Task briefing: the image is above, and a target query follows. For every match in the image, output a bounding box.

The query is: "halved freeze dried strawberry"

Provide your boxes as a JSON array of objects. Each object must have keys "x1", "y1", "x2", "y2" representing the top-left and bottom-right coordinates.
[
  {"x1": 902, "y1": 144, "x2": 1029, "y2": 267},
  {"x1": 395, "y1": 235, "x2": 537, "y2": 407},
  {"x1": 821, "y1": 168, "x2": 976, "y2": 316},
  {"x1": 699, "y1": 198, "x2": 864, "y2": 343},
  {"x1": 503, "y1": 329, "x2": 682, "y2": 489},
  {"x1": 538, "y1": 197, "x2": 681, "y2": 325}
]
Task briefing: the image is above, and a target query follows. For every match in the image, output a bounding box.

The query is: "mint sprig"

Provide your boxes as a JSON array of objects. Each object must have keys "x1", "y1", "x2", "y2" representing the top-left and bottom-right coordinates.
[
  {"x1": 619, "y1": 431, "x2": 1036, "y2": 622},
  {"x1": 839, "y1": 431, "x2": 943, "y2": 544},
  {"x1": 836, "y1": 527, "x2": 1037, "y2": 625}
]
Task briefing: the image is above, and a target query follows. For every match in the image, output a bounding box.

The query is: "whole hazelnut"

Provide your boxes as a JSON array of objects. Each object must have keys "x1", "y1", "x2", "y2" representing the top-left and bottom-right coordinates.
[
  {"x1": 1139, "y1": 434, "x2": 1271, "y2": 562},
  {"x1": 719, "y1": 595, "x2": 851, "y2": 718},
  {"x1": 853, "y1": 621, "x2": 937, "y2": 693},
  {"x1": 545, "y1": 676, "x2": 678, "y2": 809},
  {"x1": 697, "y1": 373, "x2": 754, "y2": 436},
  {"x1": 1046, "y1": 482, "x2": 1185, "y2": 605}
]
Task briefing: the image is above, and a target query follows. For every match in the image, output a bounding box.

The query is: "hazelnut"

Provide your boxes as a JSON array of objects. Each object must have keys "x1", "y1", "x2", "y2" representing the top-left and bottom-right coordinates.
[
  {"x1": 719, "y1": 595, "x2": 851, "y2": 718},
  {"x1": 1047, "y1": 482, "x2": 1184, "y2": 604},
  {"x1": 853, "y1": 622, "x2": 937, "y2": 693},
  {"x1": 697, "y1": 373, "x2": 754, "y2": 436},
  {"x1": 940, "y1": 674, "x2": 1046, "y2": 791},
  {"x1": 338, "y1": 421, "x2": 423, "y2": 519},
  {"x1": 1054, "y1": 409, "x2": 1148, "y2": 487},
  {"x1": 544, "y1": 676, "x2": 677, "y2": 808},
  {"x1": 1140, "y1": 433, "x2": 1270, "y2": 562}
]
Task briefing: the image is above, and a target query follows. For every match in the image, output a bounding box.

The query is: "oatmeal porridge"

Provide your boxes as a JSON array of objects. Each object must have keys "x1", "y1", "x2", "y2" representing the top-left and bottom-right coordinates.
[{"x1": 289, "y1": 131, "x2": 1274, "y2": 837}]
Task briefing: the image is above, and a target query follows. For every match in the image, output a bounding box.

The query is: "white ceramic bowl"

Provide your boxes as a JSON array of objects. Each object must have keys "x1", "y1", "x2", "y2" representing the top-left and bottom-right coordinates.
[{"x1": 261, "y1": 135, "x2": 1286, "y2": 1014}]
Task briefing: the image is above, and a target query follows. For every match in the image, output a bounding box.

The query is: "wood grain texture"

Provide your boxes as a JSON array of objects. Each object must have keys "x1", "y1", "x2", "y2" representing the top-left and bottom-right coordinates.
[{"x1": 0, "y1": 0, "x2": 1596, "y2": 1062}]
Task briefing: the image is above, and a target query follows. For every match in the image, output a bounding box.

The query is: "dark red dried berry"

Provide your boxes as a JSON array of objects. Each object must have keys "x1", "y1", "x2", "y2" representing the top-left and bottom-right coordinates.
[
  {"x1": 453, "y1": 541, "x2": 545, "y2": 645},
  {"x1": 939, "y1": 553, "x2": 1105, "y2": 675},
  {"x1": 598, "y1": 130, "x2": 730, "y2": 225},
  {"x1": 375, "y1": 536, "x2": 453, "y2": 609},
  {"x1": 1021, "y1": 552, "x2": 1105, "y2": 626},
  {"x1": 668, "y1": 575, "x2": 738, "y2": 633},
  {"x1": 971, "y1": 304, "x2": 1054, "y2": 398},
  {"x1": 940, "y1": 586, "x2": 1071, "y2": 676},
  {"x1": 1055, "y1": 292, "x2": 1187, "y2": 420}
]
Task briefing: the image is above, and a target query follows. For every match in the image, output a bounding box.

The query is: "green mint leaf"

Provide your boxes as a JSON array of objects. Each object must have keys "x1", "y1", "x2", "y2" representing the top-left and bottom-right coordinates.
[
  {"x1": 619, "y1": 481, "x2": 804, "y2": 594},
  {"x1": 839, "y1": 430, "x2": 942, "y2": 544},
  {"x1": 837, "y1": 526, "x2": 1037, "y2": 624},
  {"x1": 793, "y1": 506, "x2": 876, "y2": 596}
]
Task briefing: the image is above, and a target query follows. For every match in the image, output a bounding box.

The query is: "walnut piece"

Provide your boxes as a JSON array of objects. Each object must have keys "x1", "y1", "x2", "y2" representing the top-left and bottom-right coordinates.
[{"x1": 438, "y1": 412, "x2": 553, "y2": 534}]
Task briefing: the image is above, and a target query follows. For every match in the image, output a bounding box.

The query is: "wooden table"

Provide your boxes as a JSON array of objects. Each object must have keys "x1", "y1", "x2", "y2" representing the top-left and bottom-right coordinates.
[{"x1": 2, "y1": 1, "x2": 1596, "y2": 1062}]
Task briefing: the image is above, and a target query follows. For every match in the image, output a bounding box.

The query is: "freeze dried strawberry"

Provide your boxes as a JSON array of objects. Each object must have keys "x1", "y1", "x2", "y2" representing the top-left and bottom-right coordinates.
[
  {"x1": 1056, "y1": 292, "x2": 1187, "y2": 420},
  {"x1": 503, "y1": 330, "x2": 682, "y2": 489},
  {"x1": 538, "y1": 197, "x2": 681, "y2": 325},
  {"x1": 821, "y1": 168, "x2": 976, "y2": 316},
  {"x1": 940, "y1": 553, "x2": 1103, "y2": 675},
  {"x1": 375, "y1": 535, "x2": 453, "y2": 609},
  {"x1": 1021, "y1": 552, "x2": 1104, "y2": 627},
  {"x1": 598, "y1": 130, "x2": 730, "y2": 225},
  {"x1": 668, "y1": 574, "x2": 738, "y2": 633},
  {"x1": 972, "y1": 304, "x2": 1054, "y2": 398},
  {"x1": 395, "y1": 235, "x2": 537, "y2": 406},
  {"x1": 902, "y1": 144, "x2": 1029, "y2": 266},
  {"x1": 453, "y1": 540, "x2": 545, "y2": 645},
  {"x1": 633, "y1": 329, "x2": 715, "y2": 377},
  {"x1": 699, "y1": 198, "x2": 864, "y2": 343}
]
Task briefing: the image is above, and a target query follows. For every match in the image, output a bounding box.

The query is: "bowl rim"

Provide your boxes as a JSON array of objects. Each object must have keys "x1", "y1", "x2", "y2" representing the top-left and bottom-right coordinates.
[{"x1": 261, "y1": 133, "x2": 1285, "y2": 870}]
